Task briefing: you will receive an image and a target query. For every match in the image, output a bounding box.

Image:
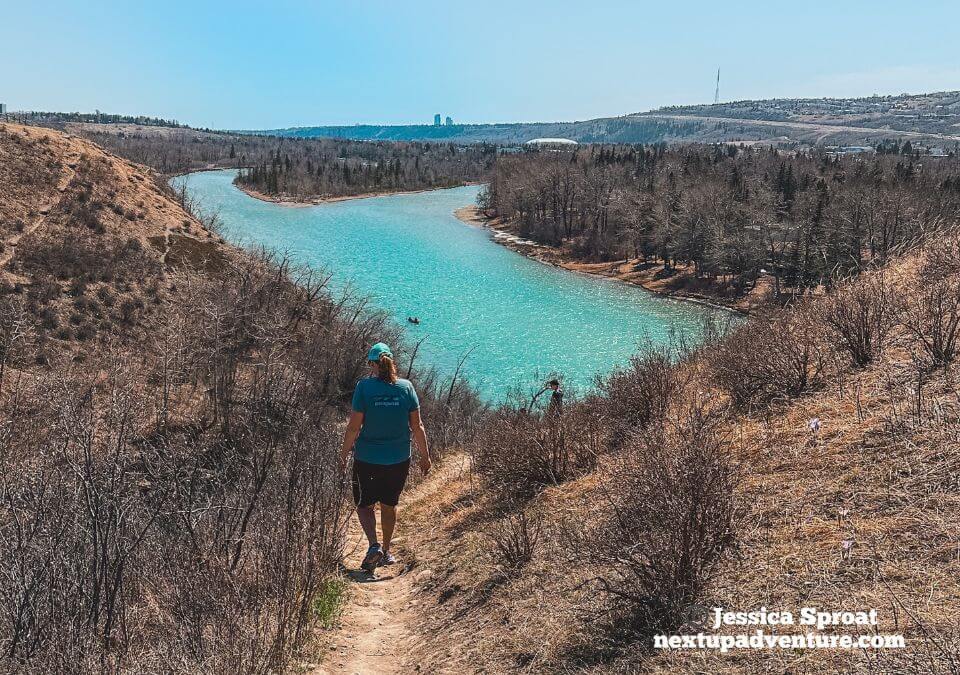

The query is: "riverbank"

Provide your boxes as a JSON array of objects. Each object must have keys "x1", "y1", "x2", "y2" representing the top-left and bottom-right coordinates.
[
  {"x1": 455, "y1": 205, "x2": 764, "y2": 313},
  {"x1": 238, "y1": 180, "x2": 480, "y2": 208}
]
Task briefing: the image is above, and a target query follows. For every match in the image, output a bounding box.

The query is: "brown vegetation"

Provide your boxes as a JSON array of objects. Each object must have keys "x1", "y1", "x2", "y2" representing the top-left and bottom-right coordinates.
[
  {"x1": 0, "y1": 124, "x2": 482, "y2": 673},
  {"x1": 4, "y1": 121, "x2": 960, "y2": 673},
  {"x1": 392, "y1": 227, "x2": 960, "y2": 673},
  {"x1": 63, "y1": 123, "x2": 494, "y2": 202}
]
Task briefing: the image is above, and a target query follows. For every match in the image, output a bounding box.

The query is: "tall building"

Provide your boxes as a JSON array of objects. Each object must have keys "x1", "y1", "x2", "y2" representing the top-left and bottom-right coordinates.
[
  {"x1": 433, "y1": 113, "x2": 441, "y2": 126},
  {"x1": 445, "y1": 116, "x2": 453, "y2": 126},
  {"x1": 0, "y1": 104, "x2": 6, "y2": 114}
]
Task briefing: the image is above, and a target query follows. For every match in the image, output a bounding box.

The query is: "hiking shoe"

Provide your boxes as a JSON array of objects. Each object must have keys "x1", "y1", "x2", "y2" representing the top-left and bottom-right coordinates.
[
  {"x1": 361, "y1": 544, "x2": 383, "y2": 572},
  {"x1": 378, "y1": 551, "x2": 397, "y2": 567}
]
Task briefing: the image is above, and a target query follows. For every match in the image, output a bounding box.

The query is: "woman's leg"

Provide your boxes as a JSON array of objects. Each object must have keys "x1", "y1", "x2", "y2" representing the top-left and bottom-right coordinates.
[
  {"x1": 352, "y1": 460, "x2": 380, "y2": 546},
  {"x1": 380, "y1": 505, "x2": 396, "y2": 552},
  {"x1": 379, "y1": 459, "x2": 410, "y2": 554},
  {"x1": 357, "y1": 505, "x2": 379, "y2": 546}
]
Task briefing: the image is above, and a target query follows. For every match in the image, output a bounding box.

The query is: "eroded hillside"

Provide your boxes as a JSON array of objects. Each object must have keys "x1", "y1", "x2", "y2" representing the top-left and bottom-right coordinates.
[
  {"x1": 0, "y1": 123, "x2": 227, "y2": 354},
  {"x1": 391, "y1": 241, "x2": 960, "y2": 673}
]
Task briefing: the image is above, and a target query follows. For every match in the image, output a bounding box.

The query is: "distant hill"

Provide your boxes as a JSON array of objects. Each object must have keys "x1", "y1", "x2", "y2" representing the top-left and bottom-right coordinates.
[
  {"x1": 242, "y1": 117, "x2": 708, "y2": 145},
  {"x1": 11, "y1": 90, "x2": 960, "y2": 148},
  {"x1": 252, "y1": 91, "x2": 960, "y2": 147},
  {"x1": 650, "y1": 89, "x2": 960, "y2": 135},
  {"x1": 0, "y1": 109, "x2": 185, "y2": 128}
]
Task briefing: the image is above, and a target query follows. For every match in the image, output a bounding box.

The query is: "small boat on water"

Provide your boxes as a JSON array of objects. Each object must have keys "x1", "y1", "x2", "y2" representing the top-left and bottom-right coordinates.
[{"x1": 407, "y1": 317, "x2": 421, "y2": 325}]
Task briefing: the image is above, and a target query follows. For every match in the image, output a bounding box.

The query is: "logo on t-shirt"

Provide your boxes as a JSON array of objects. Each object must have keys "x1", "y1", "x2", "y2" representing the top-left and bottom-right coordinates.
[{"x1": 372, "y1": 395, "x2": 402, "y2": 407}]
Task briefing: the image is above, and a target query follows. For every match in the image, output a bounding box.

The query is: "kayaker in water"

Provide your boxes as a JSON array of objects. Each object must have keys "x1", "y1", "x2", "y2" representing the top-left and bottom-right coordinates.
[{"x1": 339, "y1": 342, "x2": 431, "y2": 572}]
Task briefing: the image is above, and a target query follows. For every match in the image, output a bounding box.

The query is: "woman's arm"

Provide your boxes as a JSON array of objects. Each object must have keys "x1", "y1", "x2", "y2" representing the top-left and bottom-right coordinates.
[
  {"x1": 409, "y1": 409, "x2": 431, "y2": 475},
  {"x1": 340, "y1": 411, "x2": 364, "y2": 468}
]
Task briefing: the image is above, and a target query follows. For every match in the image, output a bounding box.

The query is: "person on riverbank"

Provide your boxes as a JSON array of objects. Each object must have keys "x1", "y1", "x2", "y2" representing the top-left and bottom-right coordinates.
[
  {"x1": 340, "y1": 342, "x2": 431, "y2": 572},
  {"x1": 529, "y1": 377, "x2": 564, "y2": 417},
  {"x1": 547, "y1": 378, "x2": 564, "y2": 418}
]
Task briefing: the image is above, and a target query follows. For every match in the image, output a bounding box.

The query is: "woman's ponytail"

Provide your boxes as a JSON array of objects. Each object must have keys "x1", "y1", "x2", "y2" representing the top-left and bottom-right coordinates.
[{"x1": 377, "y1": 353, "x2": 398, "y2": 384}]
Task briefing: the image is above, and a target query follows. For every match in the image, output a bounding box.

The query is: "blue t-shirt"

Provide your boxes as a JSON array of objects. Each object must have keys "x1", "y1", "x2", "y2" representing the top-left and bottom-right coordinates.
[{"x1": 351, "y1": 376, "x2": 420, "y2": 465}]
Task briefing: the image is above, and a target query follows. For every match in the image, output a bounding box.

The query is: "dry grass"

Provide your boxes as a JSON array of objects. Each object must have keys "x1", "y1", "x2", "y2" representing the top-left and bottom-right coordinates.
[
  {"x1": 394, "y1": 239, "x2": 960, "y2": 673},
  {"x1": 0, "y1": 124, "x2": 484, "y2": 673},
  {"x1": 4, "y1": 122, "x2": 959, "y2": 673}
]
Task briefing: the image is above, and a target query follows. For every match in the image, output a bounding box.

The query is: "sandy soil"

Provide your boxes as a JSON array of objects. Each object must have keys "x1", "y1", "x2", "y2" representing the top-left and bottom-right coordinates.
[
  {"x1": 310, "y1": 529, "x2": 415, "y2": 675},
  {"x1": 0, "y1": 145, "x2": 79, "y2": 269},
  {"x1": 0, "y1": 123, "x2": 220, "y2": 281}
]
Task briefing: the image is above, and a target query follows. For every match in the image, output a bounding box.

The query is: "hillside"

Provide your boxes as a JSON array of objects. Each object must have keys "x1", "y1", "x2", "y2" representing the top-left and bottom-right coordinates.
[
  {"x1": 0, "y1": 123, "x2": 480, "y2": 673},
  {"x1": 652, "y1": 90, "x2": 960, "y2": 137},
  {"x1": 3, "y1": 122, "x2": 958, "y2": 674},
  {"x1": 375, "y1": 237, "x2": 960, "y2": 673},
  {"x1": 0, "y1": 123, "x2": 230, "y2": 350},
  {"x1": 255, "y1": 91, "x2": 960, "y2": 148}
]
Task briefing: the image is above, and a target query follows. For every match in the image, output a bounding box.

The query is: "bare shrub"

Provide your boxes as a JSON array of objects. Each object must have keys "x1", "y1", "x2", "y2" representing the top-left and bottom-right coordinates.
[
  {"x1": 922, "y1": 231, "x2": 960, "y2": 278},
  {"x1": 571, "y1": 401, "x2": 736, "y2": 639},
  {"x1": 597, "y1": 348, "x2": 680, "y2": 450},
  {"x1": 0, "y1": 251, "x2": 369, "y2": 671},
  {"x1": 0, "y1": 296, "x2": 32, "y2": 392},
  {"x1": 489, "y1": 511, "x2": 541, "y2": 573},
  {"x1": 822, "y1": 273, "x2": 898, "y2": 368},
  {"x1": 0, "y1": 362, "x2": 350, "y2": 673},
  {"x1": 472, "y1": 399, "x2": 604, "y2": 504},
  {"x1": 710, "y1": 305, "x2": 825, "y2": 408},
  {"x1": 17, "y1": 233, "x2": 160, "y2": 286},
  {"x1": 391, "y1": 341, "x2": 487, "y2": 460},
  {"x1": 0, "y1": 248, "x2": 486, "y2": 672},
  {"x1": 900, "y1": 275, "x2": 960, "y2": 369}
]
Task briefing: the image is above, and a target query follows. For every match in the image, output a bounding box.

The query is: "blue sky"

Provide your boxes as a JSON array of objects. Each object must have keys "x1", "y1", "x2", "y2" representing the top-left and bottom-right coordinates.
[{"x1": 4, "y1": 1, "x2": 959, "y2": 129}]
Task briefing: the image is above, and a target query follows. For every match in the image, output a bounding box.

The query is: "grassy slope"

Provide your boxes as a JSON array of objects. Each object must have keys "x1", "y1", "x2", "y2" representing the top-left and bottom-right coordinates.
[
  {"x1": 0, "y1": 123, "x2": 229, "y2": 354},
  {"x1": 0, "y1": 122, "x2": 489, "y2": 673},
  {"x1": 395, "y1": 247, "x2": 960, "y2": 673}
]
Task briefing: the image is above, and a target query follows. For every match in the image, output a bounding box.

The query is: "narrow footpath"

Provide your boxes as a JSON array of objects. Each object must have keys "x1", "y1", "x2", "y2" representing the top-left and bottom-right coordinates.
[
  {"x1": 311, "y1": 525, "x2": 417, "y2": 675},
  {"x1": 306, "y1": 456, "x2": 468, "y2": 674}
]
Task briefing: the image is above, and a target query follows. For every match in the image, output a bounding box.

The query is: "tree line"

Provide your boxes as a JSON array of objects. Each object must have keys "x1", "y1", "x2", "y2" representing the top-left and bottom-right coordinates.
[
  {"x1": 483, "y1": 144, "x2": 960, "y2": 297},
  {"x1": 235, "y1": 138, "x2": 495, "y2": 198},
  {"x1": 77, "y1": 127, "x2": 495, "y2": 199}
]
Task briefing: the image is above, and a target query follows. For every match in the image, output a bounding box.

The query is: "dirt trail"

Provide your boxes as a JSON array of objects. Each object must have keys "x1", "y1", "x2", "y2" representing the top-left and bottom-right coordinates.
[
  {"x1": 0, "y1": 150, "x2": 79, "y2": 269},
  {"x1": 307, "y1": 458, "x2": 461, "y2": 675},
  {"x1": 311, "y1": 522, "x2": 419, "y2": 675}
]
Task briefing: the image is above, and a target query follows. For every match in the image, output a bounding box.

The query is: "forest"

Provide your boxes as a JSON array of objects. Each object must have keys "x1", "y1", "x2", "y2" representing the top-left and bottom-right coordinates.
[
  {"x1": 234, "y1": 138, "x2": 494, "y2": 199},
  {"x1": 483, "y1": 143, "x2": 960, "y2": 298},
  {"x1": 76, "y1": 126, "x2": 496, "y2": 200}
]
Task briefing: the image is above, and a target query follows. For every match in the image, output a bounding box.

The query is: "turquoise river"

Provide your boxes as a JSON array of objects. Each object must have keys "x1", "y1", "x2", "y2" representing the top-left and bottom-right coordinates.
[{"x1": 172, "y1": 171, "x2": 729, "y2": 401}]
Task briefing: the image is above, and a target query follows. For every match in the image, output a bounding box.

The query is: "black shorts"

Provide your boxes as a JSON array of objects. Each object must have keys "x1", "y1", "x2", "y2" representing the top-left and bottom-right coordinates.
[{"x1": 351, "y1": 459, "x2": 411, "y2": 507}]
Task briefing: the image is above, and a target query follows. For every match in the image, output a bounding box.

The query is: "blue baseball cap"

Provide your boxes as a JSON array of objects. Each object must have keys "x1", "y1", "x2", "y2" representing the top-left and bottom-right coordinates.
[{"x1": 367, "y1": 342, "x2": 393, "y2": 361}]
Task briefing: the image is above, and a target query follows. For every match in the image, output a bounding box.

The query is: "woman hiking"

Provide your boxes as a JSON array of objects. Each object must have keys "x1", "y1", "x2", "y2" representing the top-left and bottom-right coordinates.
[{"x1": 340, "y1": 342, "x2": 431, "y2": 572}]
